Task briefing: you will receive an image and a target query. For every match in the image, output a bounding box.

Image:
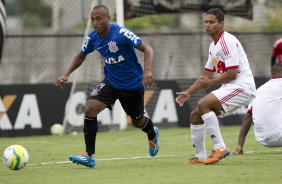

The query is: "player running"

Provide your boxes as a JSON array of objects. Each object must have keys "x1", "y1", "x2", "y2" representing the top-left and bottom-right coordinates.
[
  {"x1": 175, "y1": 8, "x2": 256, "y2": 164},
  {"x1": 55, "y1": 5, "x2": 159, "y2": 168}
]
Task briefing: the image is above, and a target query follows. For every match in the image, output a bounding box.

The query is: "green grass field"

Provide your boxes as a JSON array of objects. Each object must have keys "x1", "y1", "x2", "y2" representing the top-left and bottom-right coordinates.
[{"x1": 1, "y1": 126, "x2": 282, "y2": 184}]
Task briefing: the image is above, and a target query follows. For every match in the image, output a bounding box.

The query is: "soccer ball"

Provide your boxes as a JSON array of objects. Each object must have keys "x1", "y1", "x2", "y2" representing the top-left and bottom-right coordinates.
[
  {"x1": 3, "y1": 145, "x2": 29, "y2": 170},
  {"x1": 50, "y1": 123, "x2": 64, "y2": 135}
]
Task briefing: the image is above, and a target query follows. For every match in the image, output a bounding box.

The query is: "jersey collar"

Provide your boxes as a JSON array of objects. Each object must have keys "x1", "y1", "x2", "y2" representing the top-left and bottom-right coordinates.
[{"x1": 214, "y1": 30, "x2": 224, "y2": 45}]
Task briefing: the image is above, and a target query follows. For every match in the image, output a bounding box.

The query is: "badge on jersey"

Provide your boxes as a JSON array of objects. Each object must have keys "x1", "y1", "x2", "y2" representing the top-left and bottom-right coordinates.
[
  {"x1": 213, "y1": 57, "x2": 227, "y2": 76},
  {"x1": 108, "y1": 41, "x2": 118, "y2": 53}
]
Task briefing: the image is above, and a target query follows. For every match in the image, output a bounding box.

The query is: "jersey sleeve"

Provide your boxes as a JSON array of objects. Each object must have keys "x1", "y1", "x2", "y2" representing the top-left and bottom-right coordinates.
[
  {"x1": 205, "y1": 46, "x2": 216, "y2": 72},
  {"x1": 221, "y1": 37, "x2": 240, "y2": 69},
  {"x1": 119, "y1": 27, "x2": 142, "y2": 48},
  {"x1": 80, "y1": 33, "x2": 95, "y2": 56}
]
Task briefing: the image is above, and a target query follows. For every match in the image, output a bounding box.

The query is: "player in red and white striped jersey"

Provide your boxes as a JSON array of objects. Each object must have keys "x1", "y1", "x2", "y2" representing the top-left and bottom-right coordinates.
[{"x1": 176, "y1": 8, "x2": 256, "y2": 165}]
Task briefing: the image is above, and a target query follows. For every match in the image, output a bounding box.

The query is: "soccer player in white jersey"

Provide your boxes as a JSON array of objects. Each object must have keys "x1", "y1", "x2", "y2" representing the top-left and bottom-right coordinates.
[
  {"x1": 233, "y1": 63, "x2": 282, "y2": 155},
  {"x1": 175, "y1": 8, "x2": 256, "y2": 164}
]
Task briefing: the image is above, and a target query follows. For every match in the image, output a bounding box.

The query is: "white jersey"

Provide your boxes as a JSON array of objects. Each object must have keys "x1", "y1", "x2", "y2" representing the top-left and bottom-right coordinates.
[
  {"x1": 252, "y1": 78, "x2": 282, "y2": 147},
  {"x1": 205, "y1": 31, "x2": 256, "y2": 95}
]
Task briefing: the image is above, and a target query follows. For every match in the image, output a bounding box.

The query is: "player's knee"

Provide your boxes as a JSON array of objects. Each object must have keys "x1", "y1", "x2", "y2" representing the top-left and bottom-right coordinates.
[
  {"x1": 197, "y1": 98, "x2": 209, "y2": 112},
  {"x1": 84, "y1": 104, "x2": 99, "y2": 117},
  {"x1": 84, "y1": 105, "x2": 93, "y2": 116},
  {"x1": 190, "y1": 109, "x2": 202, "y2": 125}
]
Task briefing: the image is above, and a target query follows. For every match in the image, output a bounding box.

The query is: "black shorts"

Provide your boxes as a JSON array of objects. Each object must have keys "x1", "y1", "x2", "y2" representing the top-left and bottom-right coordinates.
[{"x1": 88, "y1": 79, "x2": 145, "y2": 121}]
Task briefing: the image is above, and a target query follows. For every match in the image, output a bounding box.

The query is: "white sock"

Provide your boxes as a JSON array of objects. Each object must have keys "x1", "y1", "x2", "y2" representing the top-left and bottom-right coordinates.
[
  {"x1": 201, "y1": 111, "x2": 226, "y2": 150},
  {"x1": 190, "y1": 124, "x2": 207, "y2": 160}
]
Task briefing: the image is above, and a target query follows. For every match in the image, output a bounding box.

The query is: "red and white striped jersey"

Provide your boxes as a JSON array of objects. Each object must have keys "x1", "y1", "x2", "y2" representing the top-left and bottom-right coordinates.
[{"x1": 205, "y1": 31, "x2": 256, "y2": 95}]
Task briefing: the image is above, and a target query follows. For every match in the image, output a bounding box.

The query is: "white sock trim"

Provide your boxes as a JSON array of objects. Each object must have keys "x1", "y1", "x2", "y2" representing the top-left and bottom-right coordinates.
[
  {"x1": 197, "y1": 154, "x2": 207, "y2": 161},
  {"x1": 201, "y1": 111, "x2": 216, "y2": 121},
  {"x1": 190, "y1": 124, "x2": 206, "y2": 130}
]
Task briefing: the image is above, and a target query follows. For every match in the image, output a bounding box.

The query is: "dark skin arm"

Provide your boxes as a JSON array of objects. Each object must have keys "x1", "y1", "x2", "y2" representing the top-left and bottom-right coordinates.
[
  {"x1": 136, "y1": 41, "x2": 154, "y2": 87},
  {"x1": 55, "y1": 53, "x2": 86, "y2": 89},
  {"x1": 233, "y1": 112, "x2": 253, "y2": 155}
]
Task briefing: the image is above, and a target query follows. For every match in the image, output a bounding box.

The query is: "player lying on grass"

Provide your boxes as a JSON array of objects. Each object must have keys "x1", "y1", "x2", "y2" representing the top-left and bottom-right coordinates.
[
  {"x1": 175, "y1": 8, "x2": 256, "y2": 165},
  {"x1": 55, "y1": 5, "x2": 159, "y2": 168},
  {"x1": 233, "y1": 63, "x2": 282, "y2": 155}
]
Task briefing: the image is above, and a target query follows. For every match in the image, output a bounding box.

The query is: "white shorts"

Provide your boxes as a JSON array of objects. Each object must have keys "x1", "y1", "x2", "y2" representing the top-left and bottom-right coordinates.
[{"x1": 212, "y1": 84, "x2": 254, "y2": 117}]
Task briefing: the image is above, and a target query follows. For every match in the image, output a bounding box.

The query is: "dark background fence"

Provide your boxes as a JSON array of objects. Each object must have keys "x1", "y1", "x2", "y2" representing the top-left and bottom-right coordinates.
[{"x1": 1, "y1": 0, "x2": 282, "y2": 85}]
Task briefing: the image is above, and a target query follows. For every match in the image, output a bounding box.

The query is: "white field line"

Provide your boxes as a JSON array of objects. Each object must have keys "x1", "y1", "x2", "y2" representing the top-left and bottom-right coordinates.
[
  {"x1": 28, "y1": 149, "x2": 282, "y2": 166},
  {"x1": 244, "y1": 149, "x2": 281, "y2": 154},
  {"x1": 28, "y1": 154, "x2": 181, "y2": 166}
]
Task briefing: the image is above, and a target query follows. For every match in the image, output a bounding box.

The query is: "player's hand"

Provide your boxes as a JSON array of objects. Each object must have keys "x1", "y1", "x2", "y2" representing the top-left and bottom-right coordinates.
[
  {"x1": 175, "y1": 91, "x2": 190, "y2": 107},
  {"x1": 142, "y1": 70, "x2": 154, "y2": 87},
  {"x1": 233, "y1": 145, "x2": 244, "y2": 155},
  {"x1": 199, "y1": 76, "x2": 211, "y2": 89},
  {"x1": 55, "y1": 75, "x2": 68, "y2": 90}
]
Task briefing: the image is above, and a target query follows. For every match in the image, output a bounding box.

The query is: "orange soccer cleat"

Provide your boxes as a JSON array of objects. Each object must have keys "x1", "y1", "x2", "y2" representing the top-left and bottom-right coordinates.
[
  {"x1": 184, "y1": 156, "x2": 203, "y2": 164},
  {"x1": 203, "y1": 147, "x2": 230, "y2": 165}
]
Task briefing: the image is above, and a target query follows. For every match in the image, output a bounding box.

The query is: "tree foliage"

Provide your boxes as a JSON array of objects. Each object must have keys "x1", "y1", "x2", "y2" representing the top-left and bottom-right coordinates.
[
  {"x1": 125, "y1": 14, "x2": 178, "y2": 31},
  {"x1": 263, "y1": 6, "x2": 282, "y2": 32},
  {"x1": 7, "y1": 0, "x2": 52, "y2": 28}
]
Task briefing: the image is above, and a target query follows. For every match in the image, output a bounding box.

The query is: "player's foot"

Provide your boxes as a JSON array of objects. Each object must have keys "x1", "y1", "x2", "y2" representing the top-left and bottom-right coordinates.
[
  {"x1": 202, "y1": 147, "x2": 230, "y2": 165},
  {"x1": 183, "y1": 156, "x2": 202, "y2": 164},
  {"x1": 149, "y1": 127, "x2": 159, "y2": 157},
  {"x1": 69, "y1": 152, "x2": 96, "y2": 168}
]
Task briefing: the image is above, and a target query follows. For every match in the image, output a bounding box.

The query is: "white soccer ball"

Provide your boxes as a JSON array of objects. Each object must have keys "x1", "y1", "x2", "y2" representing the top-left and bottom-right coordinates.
[
  {"x1": 50, "y1": 123, "x2": 64, "y2": 135},
  {"x1": 3, "y1": 145, "x2": 29, "y2": 170}
]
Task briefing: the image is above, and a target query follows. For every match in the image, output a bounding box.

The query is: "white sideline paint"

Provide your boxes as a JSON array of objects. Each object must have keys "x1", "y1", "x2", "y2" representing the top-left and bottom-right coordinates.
[
  {"x1": 244, "y1": 150, "x2": 281, "y2": 154},
  {"x1": 28, "y1": 154, "x2": 180, "y2": 166},
  {"x1": 28, "y1": 150, "x2": 282, "y2": 166}
]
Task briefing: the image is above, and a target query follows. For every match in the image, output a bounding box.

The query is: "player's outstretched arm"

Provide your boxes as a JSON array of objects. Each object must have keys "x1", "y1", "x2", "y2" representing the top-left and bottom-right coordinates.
[
  {"x1": 233, "y1": 112, "x2": 253, "y2": 155},
  {"x1": 55, "y1": 53, "x2": 86, "y2": 89}
]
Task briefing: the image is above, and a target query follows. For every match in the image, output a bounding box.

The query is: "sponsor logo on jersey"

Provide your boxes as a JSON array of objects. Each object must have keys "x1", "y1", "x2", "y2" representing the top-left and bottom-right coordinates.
[
  {"x1": 103, "y1": 55, "x2": 125, "y2": 64},
  {"x1": 217, "y1": 61, "x2": 227, "y2": 74},
  {"x1": 212, "y1": 57, "x2": 226, "y2": 75},
  {"x1": 108, "y1": 41, "x2": 118, "y2": 53},
  {"x1": 119, "y1": 28, "x2": 140, "y2": 44},
  {"x1": 81, "y1": 36, "x2": 90, "y2": 52}
]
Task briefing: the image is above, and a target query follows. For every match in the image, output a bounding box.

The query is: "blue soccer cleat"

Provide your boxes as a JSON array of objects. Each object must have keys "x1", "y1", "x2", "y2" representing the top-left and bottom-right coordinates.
[
  {"x1": 149, "y1": 126, "x2": 159, "y2": 157},
  {"x1": 69, "y1": 152, "x2": 96, "y2": 168}
]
